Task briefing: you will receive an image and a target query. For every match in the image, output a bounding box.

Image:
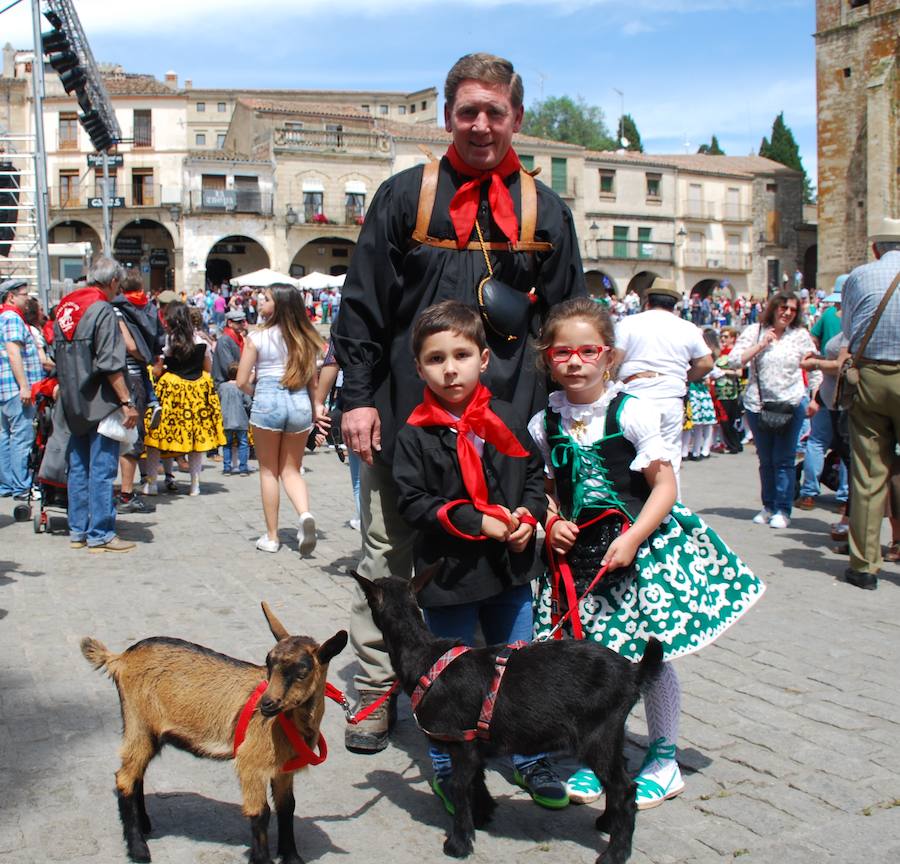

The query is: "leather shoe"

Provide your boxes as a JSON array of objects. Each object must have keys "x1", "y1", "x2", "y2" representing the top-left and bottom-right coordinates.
[
  {"x1": 844, "y1": 568, "x2": 877, "y2": 590},
  {"x1": 796, "y1": 496, "x2": 816, "y2": 511},
  {"x1": 344, "y1": 689, "x2": 397, "y2": 754}
]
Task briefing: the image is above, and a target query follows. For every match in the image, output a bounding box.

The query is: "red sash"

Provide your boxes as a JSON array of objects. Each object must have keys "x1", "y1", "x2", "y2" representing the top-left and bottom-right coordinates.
[
  {"x1": 55, "y1": 287, "x2": 108, "y2": 341},
  {"x1": 222, "y1": 326, "x2": 245, "y2": 354}
]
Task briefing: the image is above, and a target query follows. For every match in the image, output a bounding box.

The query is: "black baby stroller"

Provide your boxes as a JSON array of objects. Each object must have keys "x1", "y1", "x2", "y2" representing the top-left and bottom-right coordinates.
[{"x1": 12, "y1": 378, "x2": 69, "y2": 533}]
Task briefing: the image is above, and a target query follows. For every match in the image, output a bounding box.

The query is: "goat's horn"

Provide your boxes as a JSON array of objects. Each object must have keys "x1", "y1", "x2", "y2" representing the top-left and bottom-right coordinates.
[{"x1": 261, "y1": 602, "x2": 290, "y2": 642}]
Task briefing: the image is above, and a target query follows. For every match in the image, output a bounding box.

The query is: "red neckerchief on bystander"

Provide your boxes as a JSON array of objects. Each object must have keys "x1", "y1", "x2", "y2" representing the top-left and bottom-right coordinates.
[
  {"x1": 0, "y1": 301, "x2": 26, "y2": 324},
  {"x1": 123, "y1": 289, "x2": 149, "y2": 308},
  {"x1": 445, "y1": 144, "x2": 521, "y2": 249},
  {"x1": 222, "y1": 326, "x2": 244, "y2": 353},
  {"x1": 406, "y1": 383, "x2": 528, "y2": 527},
  {"x1": 55, "y1": 286, "x2": 108, "y2": 341}
]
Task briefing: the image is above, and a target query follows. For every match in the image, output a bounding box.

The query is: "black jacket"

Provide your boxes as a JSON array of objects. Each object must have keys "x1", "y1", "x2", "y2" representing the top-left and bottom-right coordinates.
[
  {"x1": 331, "y1": 156, "x2": 585, "y2": 464},
  {"x1": 393, "y1": 397, "x2": 548, "y2": 608}
]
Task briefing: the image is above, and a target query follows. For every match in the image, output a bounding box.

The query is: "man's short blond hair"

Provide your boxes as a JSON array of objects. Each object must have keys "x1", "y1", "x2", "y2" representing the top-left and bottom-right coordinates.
[{"x1": 444, "y1": 53, "x2": 523, "y2": 110}]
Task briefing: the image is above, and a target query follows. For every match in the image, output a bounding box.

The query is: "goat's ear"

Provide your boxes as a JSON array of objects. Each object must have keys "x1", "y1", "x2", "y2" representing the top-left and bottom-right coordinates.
[
  {"x1": 349, "y1": 570, "x2": 383, "y2": 609},
  {"x1": 411, "y1": 559, "x2": 442, "y2": 594},
  {"x1": 261, "y1": 601, "x2": 290, "y2": 642},
  {"x1": 317, "y1": 630, "x2": 348, "y2": 666}
]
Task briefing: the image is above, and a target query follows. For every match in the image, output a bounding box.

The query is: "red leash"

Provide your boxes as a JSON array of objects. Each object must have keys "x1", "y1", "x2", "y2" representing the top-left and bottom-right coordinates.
[
  {"x1": 543, "y1": 508, "x2": 631, "y2": 641},
  {"x1": 325, "y1": 680, "x2": 400, "y2": 724}
]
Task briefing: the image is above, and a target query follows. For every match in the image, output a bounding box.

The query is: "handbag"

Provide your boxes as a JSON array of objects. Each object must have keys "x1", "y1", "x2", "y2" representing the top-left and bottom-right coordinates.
[
  {"x1": 834, "y1": 271, "x2": 900, "y2": 410},
  {"x1": 752, "y1": 327, "x2": 795, "y2": 434},
  {"x1": 474, "y1": 220, "x2": 536, "y2": 342}
]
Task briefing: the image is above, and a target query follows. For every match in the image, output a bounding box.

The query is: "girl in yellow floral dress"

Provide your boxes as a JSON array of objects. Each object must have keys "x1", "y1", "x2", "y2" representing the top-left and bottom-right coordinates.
[{"x1": 143, "y1": 301, "x2": 225, "y2": 496}]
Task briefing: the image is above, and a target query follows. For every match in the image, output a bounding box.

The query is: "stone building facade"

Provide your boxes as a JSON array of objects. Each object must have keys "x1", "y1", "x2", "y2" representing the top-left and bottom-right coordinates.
[
  {"x1": 815, "y1": 0, "x2": 899, "y2": 291},
  {"x1": 2, "y1": 49, "x2": 808, "y2": 300}
]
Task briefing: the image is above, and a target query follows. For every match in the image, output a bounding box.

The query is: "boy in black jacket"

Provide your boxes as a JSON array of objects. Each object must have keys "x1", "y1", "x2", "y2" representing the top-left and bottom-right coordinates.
[{"x1": 393, "y1": 300, "x2": 568, "y2": 812}]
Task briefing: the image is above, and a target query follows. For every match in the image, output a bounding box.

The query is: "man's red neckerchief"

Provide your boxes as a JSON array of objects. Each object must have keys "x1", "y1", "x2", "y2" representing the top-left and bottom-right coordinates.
[
  {"x1": 55, "y1": 287, "x2": 108, "y2": 341},
  {"x1": 445, "y1": 144, "x2": 521, "y2": 249},
  {"x1": 0, "y1": 302, "x2": 27, "y2": 324},
  {"x1": 406, "y1": 383, "x2": 528, "y2": 527},
  {"x1": 222, "y1": 326, "x2": 244, "y2": 354}
]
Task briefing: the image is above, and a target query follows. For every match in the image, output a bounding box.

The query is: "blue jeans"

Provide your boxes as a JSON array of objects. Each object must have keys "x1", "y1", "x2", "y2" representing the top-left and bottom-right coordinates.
[
  {"x1": 0, "y1": 396, "x2": 35, "y2": 496},
  {"x1": 348, "y1": 449, "x2": 361, "y2": 516},
  {"x1": 223, "y1": 429, "x2": 249, "y2": 473},
  {"x1": 67, "y1": 428, "x2": 120, "y2": 546},
  {"x1": 423, "y1": 583, "x2": 544, "y2": 775},
  {"x1": 745, "y1": 399, "x2": 808, "y2": 517},
  {"x1": 800, "y1": 407, "x2": 849, "y2": 500}
]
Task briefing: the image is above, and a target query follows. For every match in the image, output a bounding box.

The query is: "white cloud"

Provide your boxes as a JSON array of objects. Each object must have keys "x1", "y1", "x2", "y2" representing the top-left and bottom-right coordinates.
[{"x1": 622, "y1": 20, "x2": 654, "y2": 36}]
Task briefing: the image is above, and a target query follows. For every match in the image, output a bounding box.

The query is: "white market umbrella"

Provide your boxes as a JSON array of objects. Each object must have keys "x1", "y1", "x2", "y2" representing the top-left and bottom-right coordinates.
[
  {"x1": 229, "y1": 268, "x2": 300, "y2": 289},
  {"x1": 296, "y1": 270, "x2": 342, "y2": 290}
]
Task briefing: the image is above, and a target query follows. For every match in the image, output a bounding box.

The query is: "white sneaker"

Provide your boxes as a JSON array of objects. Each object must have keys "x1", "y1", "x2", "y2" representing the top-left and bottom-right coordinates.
[
  {"x1": 752, "y1": 508, "x2": 772, "y2": 525},
  {"x1": 141, "y1": 478, "x2": 158, "y2": 497},
  {"x1": 189, "y1": 479, "x2": 200, "y2": 497},
  {"x1": 297, "y1": 512, "x2": 317, "y2": 556},
  {"x1": 348, "y1": 518, "x2": 361, "y2": 531},
  {"x1": 768, "y1": 513, "x2": 790, "y2": 529},
  {"x1": 256, "y1": 536, "x2": 280, "y2": 553}
]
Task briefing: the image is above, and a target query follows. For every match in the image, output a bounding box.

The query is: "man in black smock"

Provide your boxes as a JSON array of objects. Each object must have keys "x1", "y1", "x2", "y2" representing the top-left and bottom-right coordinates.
[{"x1": 332, "y1": 52, "x2": 585, "y2": 753}]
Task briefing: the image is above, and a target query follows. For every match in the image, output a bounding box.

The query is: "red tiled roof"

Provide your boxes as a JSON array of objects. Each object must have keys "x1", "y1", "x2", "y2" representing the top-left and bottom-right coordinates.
[
  {"x1": 379, "y1": 120, "x2": 582, "y2": 152},
  {"x1": 585, "y1": 150, "x2": 801, "y2": 178},
  {"x1": 101, "y1": 74, "x2": 180, "y2": 97}
]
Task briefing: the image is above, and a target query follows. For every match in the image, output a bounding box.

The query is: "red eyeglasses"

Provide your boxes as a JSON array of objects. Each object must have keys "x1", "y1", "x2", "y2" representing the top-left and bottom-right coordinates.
[{"x1": 545, "y1": 345, "x2": 610, "y2": 364}]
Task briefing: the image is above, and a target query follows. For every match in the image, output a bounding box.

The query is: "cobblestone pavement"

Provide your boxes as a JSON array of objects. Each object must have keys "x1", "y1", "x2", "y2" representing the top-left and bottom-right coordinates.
[{"x1": 1, "y1": 446, "x2": 898, "y2": 864}]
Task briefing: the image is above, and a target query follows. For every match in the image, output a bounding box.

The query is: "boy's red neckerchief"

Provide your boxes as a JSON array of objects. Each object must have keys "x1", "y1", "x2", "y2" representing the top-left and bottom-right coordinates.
[{"x1": 407, "y1": 383, "x2": 528, "y2": 527}]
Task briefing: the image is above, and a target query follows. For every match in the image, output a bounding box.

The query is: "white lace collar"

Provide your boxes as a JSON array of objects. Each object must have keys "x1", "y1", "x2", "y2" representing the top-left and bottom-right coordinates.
[{"x1": 548, "y1": 382, "x2": 626, "y2": 422}]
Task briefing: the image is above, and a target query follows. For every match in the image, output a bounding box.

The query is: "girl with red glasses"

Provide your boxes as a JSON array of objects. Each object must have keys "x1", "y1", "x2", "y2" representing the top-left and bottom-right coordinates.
[{"x1": 528, "y1": 297, "x2": 764, "y2": 810}]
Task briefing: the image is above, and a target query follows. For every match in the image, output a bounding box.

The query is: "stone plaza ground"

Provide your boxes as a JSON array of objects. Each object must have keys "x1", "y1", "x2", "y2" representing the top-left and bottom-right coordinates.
[{"x1": 0, "y1": 445, "x2": 898, "y2": 864}]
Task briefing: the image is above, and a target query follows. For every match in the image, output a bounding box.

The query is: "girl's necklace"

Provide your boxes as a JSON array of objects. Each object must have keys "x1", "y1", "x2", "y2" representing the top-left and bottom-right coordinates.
[{"x1": 570, "y1": 417, "x2": 588, "y2": 439}]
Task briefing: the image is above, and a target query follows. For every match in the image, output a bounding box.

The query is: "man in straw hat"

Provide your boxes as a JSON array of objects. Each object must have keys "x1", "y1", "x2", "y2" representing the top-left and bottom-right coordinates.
[
  {"x1": 840, "y1": 217, "x2": 900, "y2": 590},
  {"x1": 615, "y1": 277, "x2": 713, "y2": 489}
]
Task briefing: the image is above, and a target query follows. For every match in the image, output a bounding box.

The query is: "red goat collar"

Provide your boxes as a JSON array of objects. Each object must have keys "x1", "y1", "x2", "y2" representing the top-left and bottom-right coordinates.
[{"x1": 234, "y1": 681, "x2": 328, "y2": 772}]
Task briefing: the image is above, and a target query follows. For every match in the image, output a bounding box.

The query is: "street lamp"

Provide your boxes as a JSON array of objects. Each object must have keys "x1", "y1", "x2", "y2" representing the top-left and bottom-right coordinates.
[{"x1": 285, "y1": 205, "x2": 299, "y2": 226}]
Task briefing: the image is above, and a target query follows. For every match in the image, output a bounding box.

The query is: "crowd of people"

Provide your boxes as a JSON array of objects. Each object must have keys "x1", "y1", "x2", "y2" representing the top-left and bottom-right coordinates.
[{"x1": 1, "y1": 50, "x2": 898, "y2": 834}]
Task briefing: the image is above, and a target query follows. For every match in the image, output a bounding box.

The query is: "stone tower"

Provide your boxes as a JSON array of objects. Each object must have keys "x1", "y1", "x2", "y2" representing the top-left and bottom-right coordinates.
[{"x1": 815, "y1": 0, "x2": 899, "y2": 292}]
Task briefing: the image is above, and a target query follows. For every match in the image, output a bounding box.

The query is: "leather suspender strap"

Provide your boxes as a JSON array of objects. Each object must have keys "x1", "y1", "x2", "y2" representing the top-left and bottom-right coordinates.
[{"x1": 411, "y1": 160, "x2": 552, "y2": 253}]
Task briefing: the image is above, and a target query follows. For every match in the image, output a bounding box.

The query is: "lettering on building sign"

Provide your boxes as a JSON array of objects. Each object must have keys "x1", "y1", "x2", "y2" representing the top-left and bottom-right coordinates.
[{"x1": 87, "y1": 196, "x2": 125, "y2": 208}]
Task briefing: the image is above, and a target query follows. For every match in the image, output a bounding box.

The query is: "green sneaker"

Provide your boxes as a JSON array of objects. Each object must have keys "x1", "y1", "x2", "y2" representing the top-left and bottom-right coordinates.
[
  {"x1": 513, "y1": 758, "x2": 569, "y2": 809},
  {"x1": 565, "y1": 767, "x2": 604, "y2": 805},
  {"x1": 635, "y1": 738, "x2": 685, "y2": 811},
  {"x1": 431, "y1": 773, "x2": 455, "y2": 815}
]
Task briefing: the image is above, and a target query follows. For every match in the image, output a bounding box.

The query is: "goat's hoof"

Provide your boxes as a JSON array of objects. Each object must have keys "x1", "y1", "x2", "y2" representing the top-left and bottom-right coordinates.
[
  {"x1": 443, "y1": 834, "x2": 473, "y2": 858},
  {"x1": 126, "y1": 839, "x2": 151, "y2": 863}
]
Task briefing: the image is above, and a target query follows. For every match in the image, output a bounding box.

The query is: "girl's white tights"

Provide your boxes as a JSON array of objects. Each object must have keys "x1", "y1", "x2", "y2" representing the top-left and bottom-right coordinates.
[{"x1": 642, "y1": 661, "x2": 680, "y2": 749}]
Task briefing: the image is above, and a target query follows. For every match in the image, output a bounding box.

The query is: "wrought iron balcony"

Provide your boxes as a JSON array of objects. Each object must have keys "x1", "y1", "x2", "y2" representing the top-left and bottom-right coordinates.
[
  {"x1": 189, "y1": 189, "x2": 274, "y2": 216},
  {"x1": 592, "y1": 238, "x2": 674, "y2": 263},
  {"x1": 273, "y1": 127, "x2": 391, "y2": 155}
]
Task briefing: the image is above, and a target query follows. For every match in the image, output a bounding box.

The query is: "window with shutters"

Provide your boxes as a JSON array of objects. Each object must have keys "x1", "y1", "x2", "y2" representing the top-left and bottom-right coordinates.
[{"x1": 551, "y1": 158, "x2": 567, "y2": 195}]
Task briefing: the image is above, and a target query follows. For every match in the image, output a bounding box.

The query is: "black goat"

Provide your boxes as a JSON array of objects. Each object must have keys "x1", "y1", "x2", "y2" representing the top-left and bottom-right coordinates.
[{"x1": 352, "y1": 572, "x2": 662, "y2": 864}]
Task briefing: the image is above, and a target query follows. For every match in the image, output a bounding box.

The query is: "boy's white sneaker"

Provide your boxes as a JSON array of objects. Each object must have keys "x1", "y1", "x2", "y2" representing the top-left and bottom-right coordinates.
[
  {"x1": 769, "y1": 513, "x2": 790, "y2": 529},
  {"x1": 752, "y1": 508, "x2": 772, "y2": 525}
]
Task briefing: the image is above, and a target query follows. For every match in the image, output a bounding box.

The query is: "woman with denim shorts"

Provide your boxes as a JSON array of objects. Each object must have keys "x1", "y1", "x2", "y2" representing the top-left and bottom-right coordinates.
[{"x1": 237, "y1": 284, "x2": 325, "y2": 554}]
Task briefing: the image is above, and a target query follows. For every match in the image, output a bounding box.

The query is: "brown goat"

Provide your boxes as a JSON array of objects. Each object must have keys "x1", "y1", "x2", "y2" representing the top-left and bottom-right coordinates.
[{"x1": 81, "y1": 603, "x2": 347, "y2": 864}]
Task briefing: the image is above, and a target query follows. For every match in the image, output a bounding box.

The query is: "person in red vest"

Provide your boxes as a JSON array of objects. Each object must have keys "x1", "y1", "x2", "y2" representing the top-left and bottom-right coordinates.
[{"x1": 54, "y1": 257, "x2": 138, "y2": 552}]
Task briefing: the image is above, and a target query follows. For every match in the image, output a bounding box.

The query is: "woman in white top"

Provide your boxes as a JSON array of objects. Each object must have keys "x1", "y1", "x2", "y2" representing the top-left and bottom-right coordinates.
[
  {"x1": 731, "y1": 290, "x2": 821, "y2": 528},
  {"x1": 237, "y1": 284, "x2": 324, "y2": 554}
]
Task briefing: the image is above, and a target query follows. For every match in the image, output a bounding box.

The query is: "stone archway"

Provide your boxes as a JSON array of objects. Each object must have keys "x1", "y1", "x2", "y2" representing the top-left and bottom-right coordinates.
[
  {"x1": 585, "y1": 270, "x2": 618, "y2": 299},
  {"x1": 803, "y1": 245, "x2": 817, "y2": 292},
  {"x1": 114, "y1": 219, "x2": 176, "y2": 293},
  {"x1": 48, "y1": 220, "x2": 102, "y2": 282},
  {"x1": 289, "y1": 236, "x2": 356, "y2": 279},
  {"x1": 626, "y1": 270, "x2": 661, "y2": 299},
  {"x1": 205, "y1": 235, "x2": 270, "y2": 288},
  {"x1": 690, "y1": 278, "x2": 721, "y2": 300}
]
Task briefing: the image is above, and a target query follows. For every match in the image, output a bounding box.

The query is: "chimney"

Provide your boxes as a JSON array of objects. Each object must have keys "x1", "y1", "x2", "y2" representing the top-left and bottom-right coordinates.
[
  {"x1": 164, "y1": 70, "x2": 178, "y2": 89},
  {"x1": 184, "y1": 79, "x2": 192, "y2": 90},
  {"x1": 2, "y1": 43, "x2": 15, "y2": 79}
]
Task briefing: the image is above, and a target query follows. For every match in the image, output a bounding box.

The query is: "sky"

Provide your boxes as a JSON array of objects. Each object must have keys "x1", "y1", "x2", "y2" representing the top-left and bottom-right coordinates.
[{"x1": 3, "y1": 0, "x2": 818, "y2": 183}]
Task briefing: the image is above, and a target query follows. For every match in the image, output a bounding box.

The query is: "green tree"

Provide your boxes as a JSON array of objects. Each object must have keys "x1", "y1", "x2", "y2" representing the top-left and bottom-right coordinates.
[
  {"x1": 521, "y1": 96, "x2": 616, "y2": 150},
  {"x1": 619, "y1": 114, "x2": 643, "y2": 152},
  {"x1": 697, "y1": 135, "x2": 725, "y2": 155},
  {"x1": 759, "y1": 112, "x2": 815, "y2": 203}
]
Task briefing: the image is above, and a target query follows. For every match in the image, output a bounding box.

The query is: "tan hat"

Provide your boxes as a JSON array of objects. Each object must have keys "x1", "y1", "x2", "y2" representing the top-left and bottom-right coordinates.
[
  {"x1": 156, "y1": 290, "x2": 178, "y2": 304},
  {"x1": 871, "y1": 217, "x2": 900, "y2": 243},
  {"x1": 647, "y1": 277, "x2": 681, "y2": 301}
]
